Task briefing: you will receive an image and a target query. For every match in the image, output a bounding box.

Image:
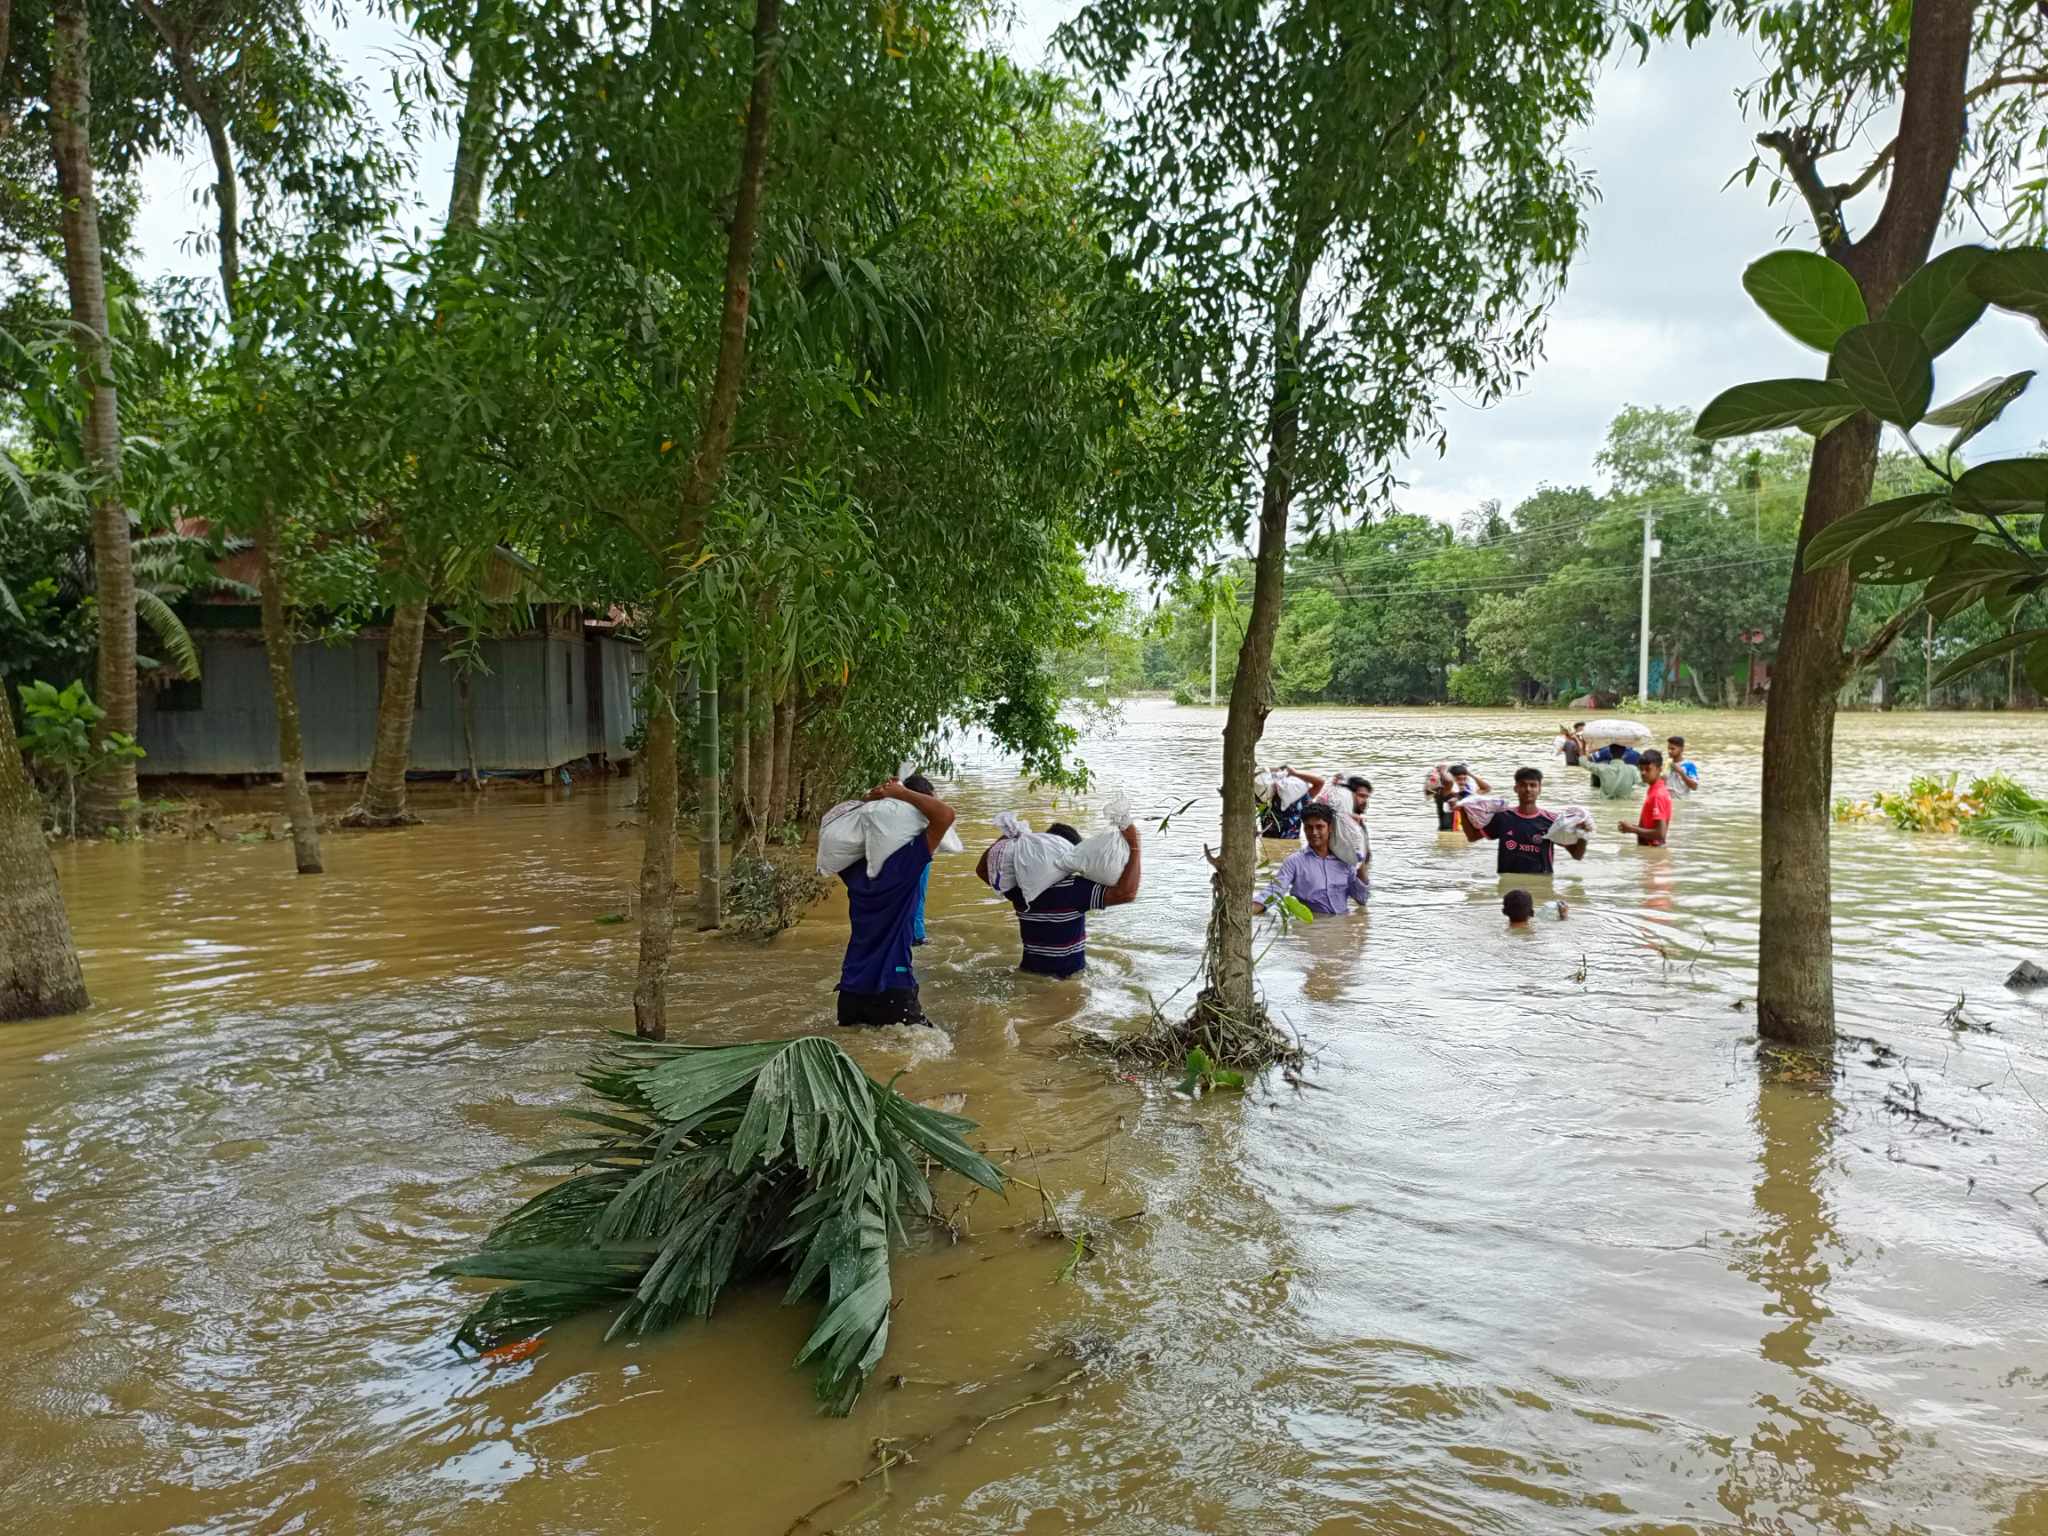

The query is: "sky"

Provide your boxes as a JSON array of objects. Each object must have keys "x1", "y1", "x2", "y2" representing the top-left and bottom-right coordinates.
[{"x1": 127, "y1": 1, "x2": 2048, "y2": 528}]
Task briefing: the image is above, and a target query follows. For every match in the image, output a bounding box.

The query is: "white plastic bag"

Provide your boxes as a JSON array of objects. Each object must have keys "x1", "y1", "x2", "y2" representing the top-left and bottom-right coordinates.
[
  {"x1": 1010, "y1": 831, "x2": 1080, "y2": 904},
  {"x1": 1065, "y1": 825, "x2": 1131, "y2": 890},
  {"x1": 1270, "y1": 772, "x2": 1311, "y2": 810},
  {"x1": 1545, "y1": 806, "x2": 1594, "y2": 845},
  {"x1": 814, "y1": 797, "x2": 944, "y2": 878},
  {"x1": 1449, "y1": 794, "x2": 1511, "y2": 832},
  {"x1": 1007, "y1": 801, "x2": 1132, "y2": 904},
  {"x1": 984, "y1": 812, "x2": 1032, "y2": 892},
  {"x1": 1580, "y1": 718, "x2": 1651, "y2": 751}
]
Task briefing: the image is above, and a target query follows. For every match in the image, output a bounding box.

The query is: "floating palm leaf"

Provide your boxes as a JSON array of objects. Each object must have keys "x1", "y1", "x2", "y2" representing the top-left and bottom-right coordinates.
[{"x1": 436, "y1": 1035, "x2": 1004, "y2": 1413}]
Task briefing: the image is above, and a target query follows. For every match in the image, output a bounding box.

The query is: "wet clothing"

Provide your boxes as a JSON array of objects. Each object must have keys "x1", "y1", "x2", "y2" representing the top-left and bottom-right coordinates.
[
  {"x1": 1559, "y1": 734, "x2": 1583, "y2": 767},
  {"x1": 1258, "y1": 797, "x2": 1306, "y2": 839},
  {"x1": 836, "y1": 985, "x2": 928, "y2": 1027},
  {"x1": 1433, "y1": 785, "x2": 1473, "y2": 831},
  {"x1": 1007, "y1": 875, "x2": 1105, "y2": 978},
  {"x1": 1635, "y1": 779, "x2": 1674, "y2": 844},
  {"x1": 1260, "y1": 848, "x2": 1371, "y2": 916},
  {"x1": 1669, "y1": 759, "x2": 1701, "y2": 794},
  {"x1": 1485, "y1": 808, "x2": 1559, "y2": 876},
  {"x1": 1592, "y1": 744, "x2": 1641, "y2": 766},
  {"x1": 910, "y1": 864, "x2": 931, "y2": 945},
  {"x1": 837, "y1": 835, "x2": 932, "y2": 1012}
]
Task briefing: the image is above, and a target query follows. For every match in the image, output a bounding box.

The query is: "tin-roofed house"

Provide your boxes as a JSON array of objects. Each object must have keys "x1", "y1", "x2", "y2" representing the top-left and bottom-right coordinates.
[{"x1": 135, "y1": 546, "x2": 645, "y2": 780}]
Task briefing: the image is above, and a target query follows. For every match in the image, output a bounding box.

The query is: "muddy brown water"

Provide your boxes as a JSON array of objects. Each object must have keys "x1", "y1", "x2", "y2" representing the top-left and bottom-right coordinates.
[{"x1": 5, "y1": 703, "x2": 2048, "y2": 1535}]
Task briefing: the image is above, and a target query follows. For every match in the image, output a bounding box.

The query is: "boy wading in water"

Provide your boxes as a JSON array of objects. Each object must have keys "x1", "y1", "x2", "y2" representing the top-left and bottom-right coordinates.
[
  {"x1": 981, "y1": 821, "x2": 1143, "y2": 977},
  {"x1": 1618, "y1": 749, "x2": 1673, "y2": 847},
  {"x1": 1503, "y1": 888, "x2": 1568, "y2": 926},
  {"x1": 1460, "y1": 766, "x2": 1586, "y2": 876},
  {"x1": 835, "y1": 775, "x2": 955, "y2": 1026}
]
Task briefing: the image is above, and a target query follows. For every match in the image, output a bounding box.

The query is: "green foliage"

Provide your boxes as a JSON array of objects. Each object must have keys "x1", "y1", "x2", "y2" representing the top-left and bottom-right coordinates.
[
  {"x1": 721, "y1": 851, "x2": 828, "y2": 941},
  {"x1": 1176, "y1": 1048, "x2": 1246, "y2": 1097},
  {"x1": 1962, "y1": 772, "x2": 2048, "y2": 848},
  {"x1": 438, "y1": 1035, "x2": 1004, "y2": 1415},
  {"x1": 1837, "y1": 772, "x2": 2048, "y2": 847},
  {"x1": 1696, "y1": 244, "x2": 2048, "y2": 696},
  {"x1": 1447, "y1": 661, "x2": 1514, "y2": 707},
  {"x1": 1741, "y1": 250, "x2": 1866, "y2": 352},
  {"x1": 16, "y1": 679, "x2": 145, "y2": 835}
]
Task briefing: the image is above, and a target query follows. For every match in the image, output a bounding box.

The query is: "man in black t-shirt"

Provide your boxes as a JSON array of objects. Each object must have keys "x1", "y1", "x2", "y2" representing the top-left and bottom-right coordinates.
[{"x1": 1460, "y1": 766, "x2": 1588, "y2": 876}]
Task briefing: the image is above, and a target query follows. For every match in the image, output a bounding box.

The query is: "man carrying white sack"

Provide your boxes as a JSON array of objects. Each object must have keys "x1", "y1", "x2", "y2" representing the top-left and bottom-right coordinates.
[
  {"x1": 1457, "y1": 766, "x2": 1589, "y2": 877},
  {"x1": 835, "y1": 775, "x2": 956, "y2": 1027},
  {"x1": 1253, "y1": 802, "x2": 1370, "y2": 917},
  {"x1": 977, "y1": 815, "x2": 1142, "y2": 978}
]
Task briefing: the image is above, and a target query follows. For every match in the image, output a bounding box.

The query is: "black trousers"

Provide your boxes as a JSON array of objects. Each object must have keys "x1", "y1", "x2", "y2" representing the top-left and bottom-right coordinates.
[{"x1": 836, "y1": 986, "x2": 926, "y2": 1027}]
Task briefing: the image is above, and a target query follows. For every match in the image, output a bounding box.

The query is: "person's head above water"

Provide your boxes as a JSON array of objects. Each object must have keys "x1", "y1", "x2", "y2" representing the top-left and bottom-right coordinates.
[
  {"x1": 1045, "y1": 822, "x2": 1083, "y2": 845},
  {"x1": 1637, "y1": 748, "x2": 1664, "y2": 781},
  {"x1": 1502, "y1": 888, "x2": 1535, "y2": 925},
  {"x1": 1449, "y1": 763, "x2": 1471, "y2": 783},
  {"x1": 1340, "y1": 773, "x2": 1373, "y2": 812},
  {"x1": 1300, "y1": 801, "x2": 1335, "y2": 854},
  {"x1": 1665, "y1": 735, "x2": 1686, "y2": 755},
  {"x1": 1513, "y1": 765, "x2": 1542, "y2": 810}
]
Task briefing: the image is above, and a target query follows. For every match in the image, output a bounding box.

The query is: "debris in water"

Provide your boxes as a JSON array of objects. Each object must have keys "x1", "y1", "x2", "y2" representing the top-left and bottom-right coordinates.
[
  {"x1": 2006, "y1": 960, "x2": 2048, "y2": 991},
  {"x1": 1940, "y1": 994, "x2": 1995, "y2": 1034}
]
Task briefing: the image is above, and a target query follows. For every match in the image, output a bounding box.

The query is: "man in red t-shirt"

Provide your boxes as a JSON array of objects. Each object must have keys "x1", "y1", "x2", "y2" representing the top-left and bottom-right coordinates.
[{"x1": 1618, "y1": 749, "x2": 1673, "y2": 846}]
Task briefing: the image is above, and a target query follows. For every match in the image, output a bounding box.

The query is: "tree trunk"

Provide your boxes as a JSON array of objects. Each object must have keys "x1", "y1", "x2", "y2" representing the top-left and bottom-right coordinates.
[
  {"x1": 1207, "y1": 269, "x2": 1306, "y2": 1020},
  {"x1": 749, "y1": 662, "x2": 773, "y2": 853},
  {"x1": 628, "y1": 0, "x2": 781, "y2": 1030},
  {"x1": 348, "y1": 599, "x2": 428, "y2": 825},
  {"x1": 0, "y1": 702, "x2": 89, "y2": 1020},
  {"x1": 50, "y1": 0, "x2": 136, "y2": 832},
  {"x1": 457, "y1": 669, "x2": 480, "y2": 786},
  {"x1": 770, "y1": 690, "x2": 794, "y2": 828},
  {"x1": 1754, "y1": 0, "x2": 1974, "y2": 1050},
  {"x1": 632, "y1": 646, "x2": 681, "y2": 1039},
  {"x1": 732, "y1": 657, "x2": 752, "y2": 837},
  {"x1": 696, "y1": 643, "x2": 722, "y2": 931},
  {"x1": 256, "y1": 509, "x2": 323, "y2": 873}
]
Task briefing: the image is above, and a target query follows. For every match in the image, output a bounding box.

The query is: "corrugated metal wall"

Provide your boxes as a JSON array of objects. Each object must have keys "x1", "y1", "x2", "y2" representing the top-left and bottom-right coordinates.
[{"x1": 136, "y1": 624, "x2": 642, "y2": 777}]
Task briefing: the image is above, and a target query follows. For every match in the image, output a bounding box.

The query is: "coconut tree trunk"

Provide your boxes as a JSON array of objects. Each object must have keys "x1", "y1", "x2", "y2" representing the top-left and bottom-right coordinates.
[
  {"x1": 1754, "y1": 0, "x2": 1973, "y2": 1050},
  {"x1": 50, "y1": 0, "x2": 136, "y2": 832},
  {"x1": 696, "y1": 643, "x2": 722, "y2": 931},
  {"x1": 632, "y1": 642, "x2": 681, "y2": 1039},
  {"x1": 731, "y1": 657, "x2": 752, "y2": 837},
  {"x1": 629, "y1": 0, "x2": 782, "y2": 1034},
  {"x1": 749, "y1": 662, "x2": 773, "y2": 852},
  {"x1": 0, "y1": 702, "x2": 89, "y2": 1020},
  {"x1": 348, "y1": 599, "x2": 428, "y2": 825},
  {"x1": 1208, "y1": 267, "x2": 1306, "y2": 1019},
  {"x1": 770, "y1": 689, "x2": 794, "y2": 828}
]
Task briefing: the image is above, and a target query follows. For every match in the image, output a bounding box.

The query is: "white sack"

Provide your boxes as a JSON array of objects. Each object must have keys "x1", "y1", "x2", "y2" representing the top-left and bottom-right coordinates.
[
  {"x1": 814, "y1": 797, "x2": 942, "y2": 878},
  {"x1": 1452, "y1": 795, "x2": 1512, "y2": 832},
  {"x1": 1270, "y1": 772, "x2": 1311, "y2": 810},
  {"x1": 1544, "y1": 806, "x2": 1595, "y2": 845},
  {"x1": 1008, "y1": 796, "x2": 1133, "y2": 904},
  {"x1": 1580, "y1": 717, "x2": 1651, "y2": 751},
  {"x1": 983, "y1": 812, "x2": 1031, "y2": 892},
  {"x1": 1305, "y1": 785, "x2": 1369, "y2": 867},
  {"x1": 1010, "y1": 831, "x2": 1081, "y2": 905}
]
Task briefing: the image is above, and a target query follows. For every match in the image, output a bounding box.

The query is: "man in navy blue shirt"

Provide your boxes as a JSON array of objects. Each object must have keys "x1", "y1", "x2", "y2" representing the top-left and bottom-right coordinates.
[
  {"x1": 836, "y1": 775, "x2": 955, "y2": 1026},
  {"x1": 979, "y1": 821, "x2": 1142, "y2": 978}
]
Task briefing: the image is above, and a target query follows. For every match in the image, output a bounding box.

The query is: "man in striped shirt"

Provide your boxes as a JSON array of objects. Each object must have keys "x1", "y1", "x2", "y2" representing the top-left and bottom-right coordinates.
[{"x1": 983, "y1": 821, "x2": 1142, "y2": 978}]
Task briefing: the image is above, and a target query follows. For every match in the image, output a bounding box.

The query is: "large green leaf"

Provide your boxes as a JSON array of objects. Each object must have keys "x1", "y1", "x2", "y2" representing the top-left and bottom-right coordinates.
[
  {"x1": 1921, "y1": 545, "x2": 2034, "y2": 620},
  {"x1": 2029, "y1": 638, "x2": 2048, "y2": 699},
  {"x1": 1952, "y1": 457, "x2": 2048, "y2": 518},
  {"x1": 1930, "y1": 626, "x2": 2048, "y2": 687},
  {"x1": 1885, "y1": 245, "x2": 1991, "y2": 357},
  {"x1": 1743, "y1": 250, "x2": 1867, "y2": 351},
  {"x1": 1832, "y1": 321, "x2": 1934, "y2": 426},
  {"x1": 1802, "y1": 492, "x2": 1945, "y2": 569},
  {"x1": 1693, "y1": 378, "x2": 1858, "y2": 440},
  {"x1": 1847, "y1": 521, "x2": 1980, "y2": 584},
  {"x1": 1924, "y1": 371, "x2": 2035, "y2": 459},
  {"x1": 1970, "y1": 247, "x2": 2048, "y2": 325}
]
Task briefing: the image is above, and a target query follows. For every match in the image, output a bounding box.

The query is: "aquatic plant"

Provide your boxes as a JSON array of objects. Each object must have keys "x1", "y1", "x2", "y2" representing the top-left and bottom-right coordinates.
[
  {"x1": 1834, "y1": 772, "x2": 2048, "y2": 847},
  {"x1": 436, "y1": 1036, "x2": 1004, "y2": 1413},
  {"x1": 1962, "y1": 773, "x2": 2048, "y2": 849}
]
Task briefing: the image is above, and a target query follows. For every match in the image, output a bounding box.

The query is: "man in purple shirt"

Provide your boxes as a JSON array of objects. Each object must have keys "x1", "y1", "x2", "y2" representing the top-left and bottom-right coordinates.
[{"x1": 1251, "y1": 803, "x2": 1370, "y2": 916}]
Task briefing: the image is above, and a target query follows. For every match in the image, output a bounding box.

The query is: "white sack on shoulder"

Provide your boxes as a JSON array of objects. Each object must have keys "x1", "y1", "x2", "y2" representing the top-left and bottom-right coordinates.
[
  {"x1": 814, "y1": 797, "x2": 936, "y2": 878},
  {"x1": 1010, "y1": 831, "x2": 1080, "y2": 905},
  {"x1": 983, "y1": 812, "x2": 1032, "y2": 892},
  {"x1": 1270, "y1": 772, "x2": 1311, "y2": 810},
  {"x1": 1453, "y1": 795, "x2": 1512, "y2": 832},
  {"x1": 1064, "y1": 825, "x2": 1131, "y2": 891},
  {"x1": 1544, "y1": 806, "x2": 1594, "y2": 845}
]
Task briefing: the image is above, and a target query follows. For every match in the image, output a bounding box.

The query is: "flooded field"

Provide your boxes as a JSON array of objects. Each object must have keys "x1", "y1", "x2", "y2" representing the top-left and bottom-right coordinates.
[{"x1": 4, "y1": 702, "x2": 2047, "y2": 1535}]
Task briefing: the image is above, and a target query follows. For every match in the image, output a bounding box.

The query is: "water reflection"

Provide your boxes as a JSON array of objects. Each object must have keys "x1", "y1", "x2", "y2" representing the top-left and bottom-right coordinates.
[{"x1": 1721, "y1": 1059, "x2": 1900, "y2": 1530}]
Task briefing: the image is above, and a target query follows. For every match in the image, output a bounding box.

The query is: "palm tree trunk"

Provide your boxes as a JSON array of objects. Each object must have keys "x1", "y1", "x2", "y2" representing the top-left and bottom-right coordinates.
[
  {"x1": 348, "y1": 599, "x2": 428, "y2": 825},
  {"x1": 632, "y1": 644, "x2": 681, "y2": 1039},
  {"x1": 50, "y1": 0, "x2": 136, "y2": 832},
  {"x1": 731, "y1": 657, "x2": 752, "y2": 838},
  {"x1": 257, "y1": 509, "x2": 323, "y2": 873},
  {"x1": 749, "y1": 662, "x2": 773, "y2": 854},
  {"x1": 0, "y1": 702, "x2": 89, "y2": 1020},
  {"x1": 1754, "y1": 0, "x2": 1973, "y2": 1050},
  {"x1": 1207, "y1": 266, "x2": 1306, "y2": 1020}
]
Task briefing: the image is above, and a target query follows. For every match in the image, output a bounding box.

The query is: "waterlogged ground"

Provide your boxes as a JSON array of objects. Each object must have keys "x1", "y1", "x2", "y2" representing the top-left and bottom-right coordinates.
[{"x1": 5, "y1": 703, "x2": 2048, "y2": 1535}]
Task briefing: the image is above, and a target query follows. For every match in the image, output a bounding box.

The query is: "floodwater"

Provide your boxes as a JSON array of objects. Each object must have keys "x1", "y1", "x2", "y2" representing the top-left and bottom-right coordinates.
[{"x1": 5, "y1": 703, "x2": 2048, "y2": 1536}]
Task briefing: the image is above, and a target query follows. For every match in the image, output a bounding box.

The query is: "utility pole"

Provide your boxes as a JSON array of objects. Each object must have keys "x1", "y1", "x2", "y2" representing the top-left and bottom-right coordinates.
[{"x1": 1637, "y1": 509, "x2": 1658, "y2": 703}]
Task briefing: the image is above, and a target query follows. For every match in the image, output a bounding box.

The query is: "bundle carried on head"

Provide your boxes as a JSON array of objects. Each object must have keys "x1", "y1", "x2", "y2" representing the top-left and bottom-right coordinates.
[
  {"x1": 992, "y1": 795, "x2": 1133, "y2": 903},
  {"x1": 1580, "y1": 718, "x2": 1651, "y2": 751},
  {"x1": 817, "y1": 792, "x2": 962, "y2": 878}
]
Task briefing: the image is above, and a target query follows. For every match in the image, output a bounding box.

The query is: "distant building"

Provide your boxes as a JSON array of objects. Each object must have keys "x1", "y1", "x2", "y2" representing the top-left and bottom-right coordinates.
[{"x1": 134, "y1": 547, "x2": 644, "y2": 779}]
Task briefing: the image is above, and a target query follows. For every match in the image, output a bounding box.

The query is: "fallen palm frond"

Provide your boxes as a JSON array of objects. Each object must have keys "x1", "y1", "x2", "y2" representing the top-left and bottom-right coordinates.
[
  {"x1": 435, "y1": 1035, "x2": 1004, "y2": 1414},
  {"x1": 1835, "y1": 771, "x2": 2048, "y2": 845}
]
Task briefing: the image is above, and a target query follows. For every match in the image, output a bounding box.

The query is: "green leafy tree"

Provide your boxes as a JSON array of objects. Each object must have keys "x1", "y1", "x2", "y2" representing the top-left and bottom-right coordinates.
[{"x1": 1062, "y1": 0, "x2": 1610, "y2": 1022}]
